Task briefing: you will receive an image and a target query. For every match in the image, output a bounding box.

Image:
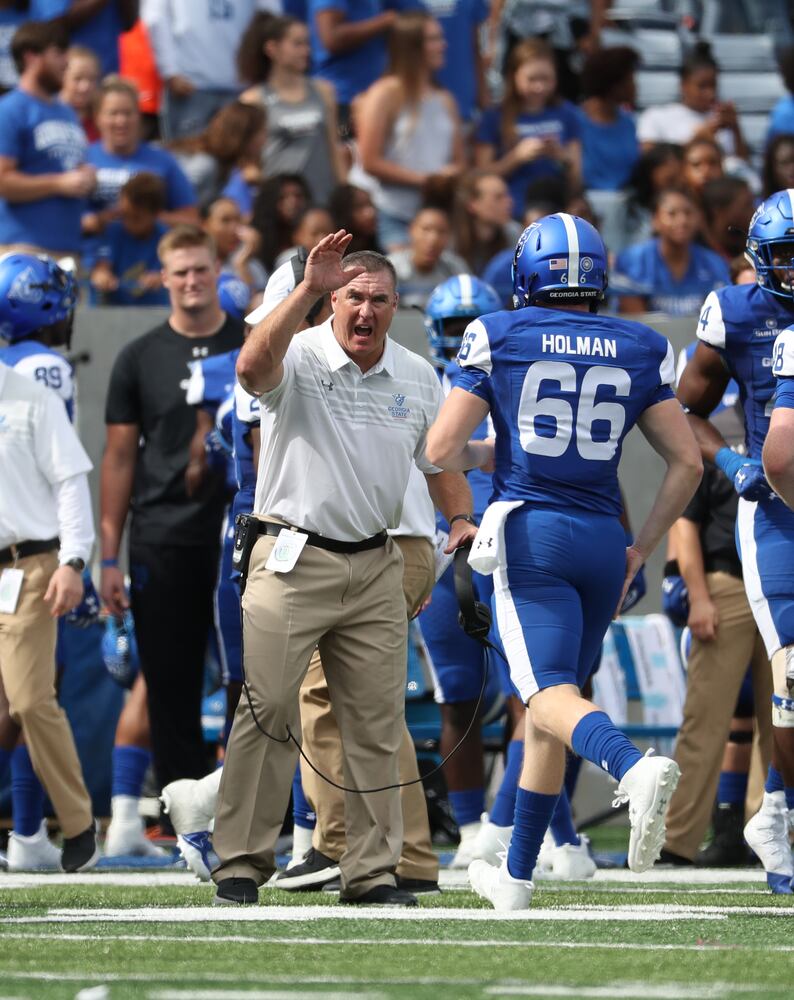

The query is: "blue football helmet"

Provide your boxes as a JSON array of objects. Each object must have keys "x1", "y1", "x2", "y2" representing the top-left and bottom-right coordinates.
[
  {"x1": 102, "y1": 610, "x2": 140, "y2": 689},
  {"x1": 745, "y1": 190, "x2": 794, "y2": 301},
  {"x1": 217, "y1": 272, "x2": 250, "y2": 322},
  {"x1": 0, "y1": 253, "x2": 77, "y2": 342},
  {"x1": 512, "y1": 213, "x2": 608, "y2": 309},
  {"x1": 424, "y1": 274, "x2": 502, "y2": 368}
]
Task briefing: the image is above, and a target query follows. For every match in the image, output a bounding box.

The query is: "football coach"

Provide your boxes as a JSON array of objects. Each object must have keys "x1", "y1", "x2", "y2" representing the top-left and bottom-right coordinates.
[{"x1": 211, "y1": 230, "x2": 478, "y2": 907}]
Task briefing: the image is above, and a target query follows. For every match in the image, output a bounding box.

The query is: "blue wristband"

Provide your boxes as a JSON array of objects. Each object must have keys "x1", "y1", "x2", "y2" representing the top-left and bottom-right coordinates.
[
  {"x1": 101, "y1": 558, "x2": 118, "y2": 568},
  {"x1": 714, "y1": 447, "x2": 745, "y2": 480}
]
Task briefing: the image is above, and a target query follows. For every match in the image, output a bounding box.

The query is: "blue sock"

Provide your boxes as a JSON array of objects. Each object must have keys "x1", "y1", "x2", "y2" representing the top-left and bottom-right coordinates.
[
  {"x1": 507, "y1": 787, "x2": 558, "y2": 880},
  {"x1": 564, "y1": 752, "x2": 583, "y2": 801},
  {"x1": 765, "y1": 765, "x2": 784, "y2": 795},
  {"x1": 786, "y1": 788, "x2": 794, "y2": 811},
  {"x1": 717, "y1": 770, "x2": 748, "y2": 806},
  {"x1": 291, "y1": 766, "x2": 315, "y2": 829},
  {"x1": 0, "y1": 747, "x2": 11, "y2": 781},
  {"x1": 549, "y1": 788, "x2": 580, "y2": 847},
  {"x1": 11, "y1": 746, "x2": 44, "y2": 838},
  {"x1": 489, "y1": 740, "x2": 523, "y2": 827},
  {"x1": 570, "y1": 711, "x2": 643, "y2": 781},
  {"x1": 449, "y1": 788, "x2": 485, "y2": 828},
  {"x1": 111, "y1": 745, "x2": 151, "y2": 799}
]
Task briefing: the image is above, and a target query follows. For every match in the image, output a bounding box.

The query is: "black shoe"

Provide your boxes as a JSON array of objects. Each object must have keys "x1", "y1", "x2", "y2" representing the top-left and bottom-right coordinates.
[
  {"x1": 395, "y1": 876, "x2": 441, "y2": 895},
  {"x1": 656, "y1": 848, "x2": 694, "y2": 867},
  {"x1": 322, "y1": 877, "x2": 341, "y2": 892},
  {"x1": 275, "y1": 848, "x2": 341, "y2": 891},
  {"x1": 695, "y1": 802, "x2": 749, "y2": 867},
  {"x1": 61, "y1": 825, "x2": 99, "y2": 873},
  {"x1": 213, "y1": 877, "x2": 258, "y2": 905},
  {"x1": 340, "y1": 883, "x2": 418, "y2": 906}
]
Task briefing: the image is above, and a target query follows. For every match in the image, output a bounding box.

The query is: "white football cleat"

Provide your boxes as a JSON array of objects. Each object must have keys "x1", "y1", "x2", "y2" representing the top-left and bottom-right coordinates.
[
  {"x1": 531, "y1": 830, "x2": 555, "y2": 878},
  {"x1": 468, "y1": 858, "x2": 533, "y2": 911},
  {"x1": 287, "y1": 823, "x2": 314, "y2": 870},
  {"x1": 161, "y1": 769, "x2": 221, "y2": 836},
  {"x1": 176, "y1": 831, "x2": 217, "y2": 881},
  {"x1": 613, "y1": 749, "x2": 680, "y2": 873},
  {"x1": 471, "y1": 812, "x2": 513, "y2": 866},
  {"x1": 448, "y1": 819, "x2": 482, "y2": 869},
  {"x1": 105, "y1": 796, "x2": 167, "y2": 857},
  {"x1": 744, "y1": 792, "x2": 794, "y2": 895},
  {"x1": 7, "y1": 821, "x2": 61, "y2": 871},
  {"x1": 549, "y1": 834, "x2": 597, "y2": 880}
]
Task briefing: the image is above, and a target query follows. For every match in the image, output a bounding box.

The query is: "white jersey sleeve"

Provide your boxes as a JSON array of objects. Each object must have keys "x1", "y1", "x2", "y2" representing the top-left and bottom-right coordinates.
[
  {"x1": 773, "y1": 327, "x2": 794, "y2": 377},
  {"x1": 456, "y1": 318, "x2": 493, "y2": 374},
  {"x1": 234, "y1": 379, "x2": 260, "y2": 425},
  {"x1": 696, "y1": 290, "x2": 726, "y2": 349},
  {"x1": 12, "y1": 350, "x2": 74, "y2": 409}
]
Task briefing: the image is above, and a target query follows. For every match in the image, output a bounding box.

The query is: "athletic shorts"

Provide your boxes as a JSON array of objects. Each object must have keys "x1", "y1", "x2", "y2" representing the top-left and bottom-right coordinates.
[
  {"x1": 494, "y1": 505, "x2": 625, "y2": 703},
  {"x1": 419, "y1": 562, "x2": 517, "y2": 704},
  {"x1": 736, "y1": 495, "x2": 794, "y2": 657}
]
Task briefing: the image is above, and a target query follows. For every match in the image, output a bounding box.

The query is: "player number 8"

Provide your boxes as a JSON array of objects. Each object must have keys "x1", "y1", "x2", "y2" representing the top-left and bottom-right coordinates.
[{"x1": 518, "y1": 361, "x2": 631, "y2": 461}]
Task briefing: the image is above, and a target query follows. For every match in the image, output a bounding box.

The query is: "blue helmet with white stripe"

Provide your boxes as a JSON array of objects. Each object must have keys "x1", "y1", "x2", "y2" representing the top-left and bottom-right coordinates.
[
  {"x1": 424, "y1": 274, "x2": 502, "y2": 368},
  {"x1": 745, "y1": 189, "x2": 794, "y2": 301},
  {"x1": 512, "y1": 213, "x2": 607, "y2": 309},
  {"x1": 0, "y1": 252, "x2": 77, "y2": 342}
]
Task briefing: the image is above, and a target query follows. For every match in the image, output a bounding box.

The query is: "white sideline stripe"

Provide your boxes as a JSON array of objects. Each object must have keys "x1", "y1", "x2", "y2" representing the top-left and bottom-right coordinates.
[
  {"x1": 149, "y1": 992, "x2": 384, "y2": 1000},
  {"x1": 5, "y1": 932, "x2": 794, "y2": 953},
  {"x1": 0, "y1": 905, "x2": 736, "y2": 924},
  {"x1": 486, "y1": 986, "x2": 749, "y2": 999}
]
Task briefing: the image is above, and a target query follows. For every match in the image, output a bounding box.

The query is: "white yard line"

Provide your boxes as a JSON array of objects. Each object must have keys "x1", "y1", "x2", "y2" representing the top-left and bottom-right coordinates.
[
  {"x1": 2, "y1": 931, "x2": 794, "y2": 953},
  {"x1": 485, "y1": 985, "x2": 762, "y2": 999},
  {"x1": 0, "y1": 905, "x2": 737, "y2": 924},
  {"x1": 148, "y1": 992, "x2": 385, "y2": 1000}
]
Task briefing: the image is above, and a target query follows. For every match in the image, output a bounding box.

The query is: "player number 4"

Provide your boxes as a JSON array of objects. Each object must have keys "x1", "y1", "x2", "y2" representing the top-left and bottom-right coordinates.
[{"x1": 518, "y1": 361, "x2": 631, "y2": 461}]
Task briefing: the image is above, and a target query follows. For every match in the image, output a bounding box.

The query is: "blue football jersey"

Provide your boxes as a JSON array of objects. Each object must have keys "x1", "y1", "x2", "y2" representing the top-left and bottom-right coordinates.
[
  {"x1": 442, "y1": 359, "x2": 493, "y2": 521},
  {"x1": 772, "y1": 326, "x2": 794, "y2": 409},
  {"x1": 185, "y1": 348, "x2": 240, "y2": 496},
  {"x1": 696, "y1": 283, "x2": 794, "y2": 459},
  {"x1": 232, "y1": 381, "x2": 259, "y2": 517},
  {"x1": 455, "y1": 306, "x2": 675, "y2": 516},
  {"x1": 0, "y1": 339, "x2": 75, "y2": 420}
]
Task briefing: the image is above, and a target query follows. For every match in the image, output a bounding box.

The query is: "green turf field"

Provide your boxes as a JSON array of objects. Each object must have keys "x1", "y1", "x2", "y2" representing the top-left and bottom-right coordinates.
[{"x1": 2, "y1": 868, "x2": 794, "y2": 1000}]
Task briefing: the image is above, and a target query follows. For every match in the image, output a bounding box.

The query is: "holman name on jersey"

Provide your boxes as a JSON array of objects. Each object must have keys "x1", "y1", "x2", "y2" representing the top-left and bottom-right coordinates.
[{"x1": 541, "y1": 333, "x2": 617, "y2": 358}]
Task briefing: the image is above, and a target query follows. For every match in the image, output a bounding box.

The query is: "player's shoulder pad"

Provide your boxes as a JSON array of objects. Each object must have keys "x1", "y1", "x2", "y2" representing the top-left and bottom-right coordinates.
[
  {"x1": 695, "y1": 289, "x2": 726, "y2": 349},
  {"x1": 773, "y1": 326, "x2": 794, "y2": 378}
]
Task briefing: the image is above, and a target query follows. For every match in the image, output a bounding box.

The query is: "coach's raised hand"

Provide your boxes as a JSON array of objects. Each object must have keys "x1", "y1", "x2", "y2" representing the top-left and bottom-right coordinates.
[{"x1": 303, "y1": 229, "x2": 367, "y2": 295}]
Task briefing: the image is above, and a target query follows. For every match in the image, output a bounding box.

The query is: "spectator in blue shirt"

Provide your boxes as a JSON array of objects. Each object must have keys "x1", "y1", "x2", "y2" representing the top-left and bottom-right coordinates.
[
  {"x1": 577, "y1": 45, "x2": 639, "y2": 192},
  {"x1": 0, "y1": 19, "x2": 95, "y2": 256},
  {"x1": 613, "y1": 186, "x2": 730, "y2": 317},
  {"x1": 31, "y1": 0, "x2": 138, "y2": 77},
  {"x1": 421, "y1": 0, "x2": 488, "y2": 123},
  {"x1": 309, "y1": 0, "x2": 398, "y2": 125},
  {"x1": 83, "y1": 75, "x2": 198, "y2": 241},
  {"x1": 90, "y1": 170, "x2": 169, "y2": 306},
  {"x1": 762, "y1": 132, "x2": 794, "y2": 199},
  {"x1": 767, "y1": 45, "x2": 794, "y2": 143},
  {"x1": 474, "y1": 37, "x2": 581, "y2": 219}
]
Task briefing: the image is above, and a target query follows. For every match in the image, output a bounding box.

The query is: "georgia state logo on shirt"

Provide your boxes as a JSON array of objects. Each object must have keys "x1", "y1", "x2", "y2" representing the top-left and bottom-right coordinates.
[{"x1": 388, "y1": 392, "x2": 410, "y2": 419}]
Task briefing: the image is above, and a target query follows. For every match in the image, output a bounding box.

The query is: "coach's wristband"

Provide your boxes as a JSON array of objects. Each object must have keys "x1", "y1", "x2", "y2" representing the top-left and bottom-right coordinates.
[
  {"x1": 449, "y1": 513, "x2": 477, "y2": 528},
  {"x1": 101, "y1": 558, "x2": 118, "y2": 569}
]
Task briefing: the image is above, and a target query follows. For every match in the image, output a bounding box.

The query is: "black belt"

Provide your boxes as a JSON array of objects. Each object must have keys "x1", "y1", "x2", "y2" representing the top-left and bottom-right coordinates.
[
  {"x1": 256, "y1": 520, "x2": 387, "y2": 555},
  {"x1": 0, "y1": 537, "x2": 59, "y2": 566},
  {"x1": 704, "y1": 556, "x2": 743, "y2": 579}
]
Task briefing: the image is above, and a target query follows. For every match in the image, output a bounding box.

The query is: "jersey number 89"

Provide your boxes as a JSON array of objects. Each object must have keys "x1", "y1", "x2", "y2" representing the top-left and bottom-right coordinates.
[{"x1": 518, "y1": 361, "x2": 631, "y2": 461}]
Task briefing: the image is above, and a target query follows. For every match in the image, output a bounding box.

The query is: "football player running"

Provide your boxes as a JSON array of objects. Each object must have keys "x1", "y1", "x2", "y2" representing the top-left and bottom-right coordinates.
[
  {"x1": 679, "y1": 189, "x2": 794, "y2": 893},
  {"x1": 426, "y1": 213, "x2": 702, "y2": 910}
]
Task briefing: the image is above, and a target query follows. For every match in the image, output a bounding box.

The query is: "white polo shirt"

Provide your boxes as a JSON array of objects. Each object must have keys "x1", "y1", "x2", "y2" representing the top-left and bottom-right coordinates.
[
  {"x1": 0, "y1": 363, "x2": 92, "y2": 552},
  {"x1": 389, "y1": 464, "x2": 435, "y2": 542},
  {"x1": 253, "y1": 319, "x2": 444, "y2": 541}
]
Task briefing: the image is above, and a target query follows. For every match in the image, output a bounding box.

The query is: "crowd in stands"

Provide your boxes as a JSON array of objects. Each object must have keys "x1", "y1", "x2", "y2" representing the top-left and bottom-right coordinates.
[{"x1": 2, "y1": 2, "x2": 794, "y2": 319}]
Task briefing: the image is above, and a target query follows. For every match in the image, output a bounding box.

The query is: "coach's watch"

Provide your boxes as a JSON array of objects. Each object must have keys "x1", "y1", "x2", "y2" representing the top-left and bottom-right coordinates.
[
  {"x1": 64, "y1": 557, "x2": 86, "y2": 574},
  {"x1": 449, "y1": 513, "x2": 477, "y2": 527}
]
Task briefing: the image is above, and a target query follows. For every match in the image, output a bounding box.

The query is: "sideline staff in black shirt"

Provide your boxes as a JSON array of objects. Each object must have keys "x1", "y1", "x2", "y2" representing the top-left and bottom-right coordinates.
[{"x1": 100, "y1": 225, "x2": 243, "y2": 801}]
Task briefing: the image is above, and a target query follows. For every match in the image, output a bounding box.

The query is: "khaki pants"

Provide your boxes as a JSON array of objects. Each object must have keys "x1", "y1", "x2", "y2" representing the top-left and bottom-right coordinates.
[
  {"x1": 0, "y1": 551, "x2": 92, "y2": 837},
  {"x1": 213, "y1": 530, "x2": 407, "y2": 898},
  {"x1": 664, "y1": 572, "x2": 773, "y2": 860},
  {"x1": 300, "y1": 535, "x2": 437, "y2": 881}
]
